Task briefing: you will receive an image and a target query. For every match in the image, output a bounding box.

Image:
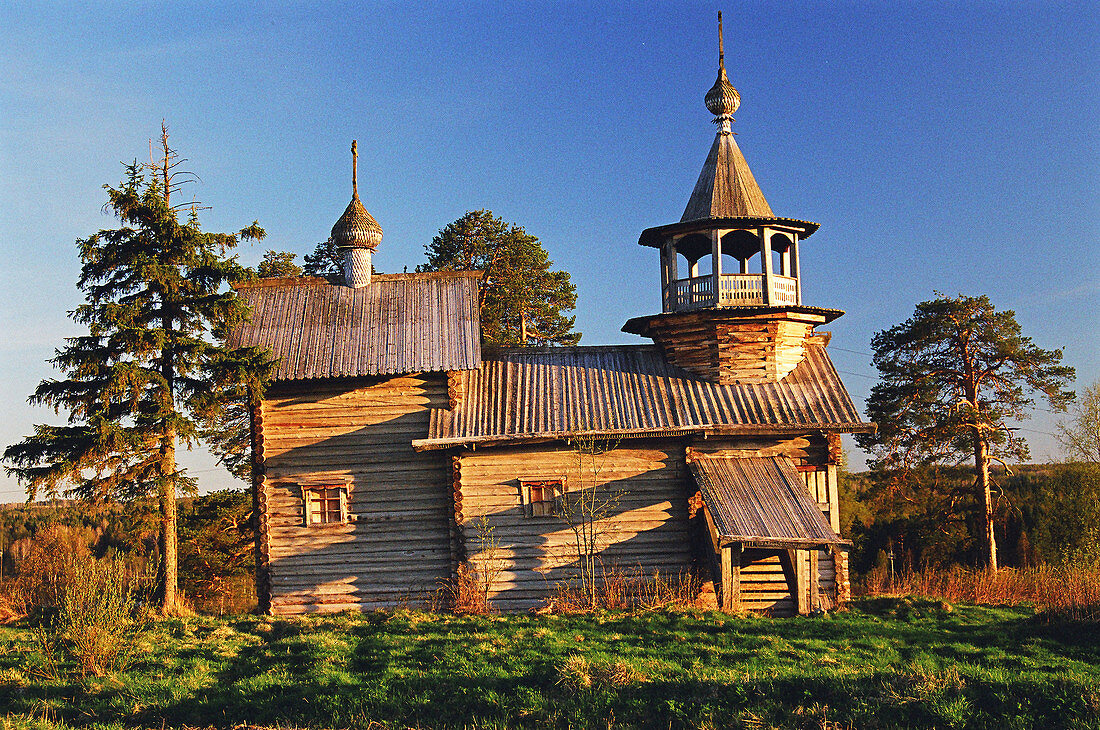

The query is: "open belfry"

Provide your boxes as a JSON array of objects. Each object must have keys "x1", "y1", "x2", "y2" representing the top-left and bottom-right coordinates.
[
  {"x1": 623, "y1": 13, "x2": 838, "y2": 385},
  {"x1": 231, "y1": 14, "x2": 874, "y2": 616}
]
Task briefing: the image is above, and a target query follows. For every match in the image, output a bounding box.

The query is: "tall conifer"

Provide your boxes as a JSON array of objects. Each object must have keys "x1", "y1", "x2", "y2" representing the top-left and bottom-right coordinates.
[
  {"x1": 419, "y1": 210, "x2": 580, "y2": 346},
  {"x1": 4, "y1": 125, "x2": 271, "y2": 613},
  {"x1": 856, "y1": 294, "x2": 1074, "y2": 571}
]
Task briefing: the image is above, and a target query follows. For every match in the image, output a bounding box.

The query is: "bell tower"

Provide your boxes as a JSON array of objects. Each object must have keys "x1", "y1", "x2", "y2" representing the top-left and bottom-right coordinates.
[{"x1": 623, "y1": 12, "x2": 842, "y2": 385}]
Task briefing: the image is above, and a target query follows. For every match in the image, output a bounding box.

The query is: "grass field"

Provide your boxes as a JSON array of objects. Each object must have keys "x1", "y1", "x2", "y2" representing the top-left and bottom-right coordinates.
[{"x1": 1, "y1": 598, "x2": 1097, "y2": 730}]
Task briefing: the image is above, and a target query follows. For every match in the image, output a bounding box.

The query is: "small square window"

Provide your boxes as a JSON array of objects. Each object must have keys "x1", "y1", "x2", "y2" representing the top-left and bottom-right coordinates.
[
  {"x1": 521, "y1": 478, "x2": 565, "y2": 518},
  {"x1": 304, "y1": 484, "x2": 349, "y2": 526}
]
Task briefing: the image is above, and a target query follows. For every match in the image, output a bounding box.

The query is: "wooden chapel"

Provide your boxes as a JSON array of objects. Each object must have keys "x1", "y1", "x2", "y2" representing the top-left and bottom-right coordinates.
[{"x1": 230, "y1": 15, "x2": 874, "y2": 616}]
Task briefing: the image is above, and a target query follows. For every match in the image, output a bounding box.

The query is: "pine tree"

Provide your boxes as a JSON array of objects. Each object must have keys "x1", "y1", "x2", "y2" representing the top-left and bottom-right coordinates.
[
  {"x1": 3, "y1": 125, "x2": 271, "y2": 613},
  {"x1": 856, "y1": 294, "x2": 1074, "y2": 571},
  {"x1": 419, "y1": 210, "x2": 580, "y2": 346},
  {"x1": 303, "y1": 237, "x2": 345, "y2": 283},
  {"x1": 257, "y1": 250, "x2": 302, "y2": 278}
]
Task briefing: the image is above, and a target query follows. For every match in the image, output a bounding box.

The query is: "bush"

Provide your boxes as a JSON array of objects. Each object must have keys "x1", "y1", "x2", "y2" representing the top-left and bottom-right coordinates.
[
  {"x1": 7, "y1": 525, "x2": 92, "y2": 612},
  {"x1": 437, "y1": 562, "x2": 491, "y2": 615},
  {"x1": 551, "y1": 568, "x2": 701, "y2": 613},
  {"x1": 55, "y1": 555, "x2": 141, "y2": 676}
]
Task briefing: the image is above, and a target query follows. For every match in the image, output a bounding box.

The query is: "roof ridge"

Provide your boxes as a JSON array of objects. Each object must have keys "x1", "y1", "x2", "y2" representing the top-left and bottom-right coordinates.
[
  {"x1": 234, "y1": 269, "x2": 485, "y2": 289},
  {"x1": 484, "y1": 344, "x2": 659, "y2": 356}
]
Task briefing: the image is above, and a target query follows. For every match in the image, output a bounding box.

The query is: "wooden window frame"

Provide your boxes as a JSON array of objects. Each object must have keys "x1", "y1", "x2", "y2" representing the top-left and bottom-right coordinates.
[
  {"x1": 302, "y1": 483, "x2": 351, "y2": 526},
  {"x1": 520, "y1": 476, "x2": 566, "y2": 518}
]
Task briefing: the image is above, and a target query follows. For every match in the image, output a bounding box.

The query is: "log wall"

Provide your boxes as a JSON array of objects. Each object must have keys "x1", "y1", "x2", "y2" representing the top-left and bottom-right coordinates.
[
  {"x1": 457, "y1": 442, "x2": 694, "y2": 611},
  {"x1": 257, "y1": 374, "x2": 452, "y2": 614},
  {"x1": 643, "y1": 311, "x2": 824, "y2": 384},
  {"x1": 253, "y1": 377, "x2": 847, "y2": 617}
]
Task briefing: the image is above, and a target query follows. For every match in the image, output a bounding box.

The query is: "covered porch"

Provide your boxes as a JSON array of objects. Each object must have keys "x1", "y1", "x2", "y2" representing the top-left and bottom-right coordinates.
[{"x1": 688, "y1": 454, "x2": 849, "y2": 615}]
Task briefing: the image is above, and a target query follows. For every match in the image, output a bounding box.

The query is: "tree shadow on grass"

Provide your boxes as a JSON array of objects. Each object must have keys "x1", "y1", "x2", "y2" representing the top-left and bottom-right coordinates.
[{"x1": 6, "y1": 608, "x2": 1098, "y2": 730}]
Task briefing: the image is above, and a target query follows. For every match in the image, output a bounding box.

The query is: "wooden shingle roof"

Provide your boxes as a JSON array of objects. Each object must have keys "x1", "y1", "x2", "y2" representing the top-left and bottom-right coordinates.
[
  {"x1": 689, "y1": 455, "x2": 847, "y2": 547},
  {"x1": 682, "y1": 131, "x2": 774, "y2": 222},
  {"x1": 415, "y1": 343, "x2": 872, "y2": 450},
  {"x1": 230, "y1": 272, "x2": 482, "y2": 380}
]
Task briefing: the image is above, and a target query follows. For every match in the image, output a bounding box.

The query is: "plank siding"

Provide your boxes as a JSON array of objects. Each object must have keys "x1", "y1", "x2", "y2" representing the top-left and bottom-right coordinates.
[
  {"x1": 458, "y1": 442, "x2": 693, "y2": 610},
  {"x1": 259, "y1": 374, "x2": 451, "y2": 614}
]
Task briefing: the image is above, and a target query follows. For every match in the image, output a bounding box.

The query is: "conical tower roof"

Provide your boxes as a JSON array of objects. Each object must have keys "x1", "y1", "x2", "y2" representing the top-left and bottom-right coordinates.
[
  {"x1": 331, "y1": 141, "x2": 383, "y2": 250},
  {"x1": 681, "y1": 133, "x2": 774, "y2": 221},
  {"x1": 681, "y1": 12, "x2": 773, "y2": 223}
]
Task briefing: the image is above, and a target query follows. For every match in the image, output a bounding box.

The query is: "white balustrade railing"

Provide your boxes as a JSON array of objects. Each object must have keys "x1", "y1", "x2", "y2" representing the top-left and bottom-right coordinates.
[
  {"x1": 769, "y1": 275, "x2": 799, "y2": 306},
  {"x1": 672, "y1": 275, "x2": 714, "y2": 308},
  {"x1": 718, "y1": 274, "x2": 763, "y2": 303},
  {"x1": 667, "y1": 273, "x2": 800, "y2": 310}
]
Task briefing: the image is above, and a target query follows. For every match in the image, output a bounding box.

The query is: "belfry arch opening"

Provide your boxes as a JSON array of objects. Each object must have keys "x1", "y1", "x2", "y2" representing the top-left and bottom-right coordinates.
[{"x1": 721, "y1": 229, "x2": 761, "y2": 273}]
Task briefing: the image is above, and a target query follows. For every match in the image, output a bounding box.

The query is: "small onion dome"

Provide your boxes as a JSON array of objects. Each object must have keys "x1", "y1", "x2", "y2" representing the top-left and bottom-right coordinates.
[
  {"x1": 331, "y1": 192, "x2": 382, "y2": 250},
  {"x1": 705, "y1": 66, "x2": 740, "y2": 118}
]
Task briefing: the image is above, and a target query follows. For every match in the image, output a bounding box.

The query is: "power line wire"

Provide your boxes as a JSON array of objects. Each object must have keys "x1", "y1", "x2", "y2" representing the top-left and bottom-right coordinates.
[
  {"x1": 831, "y1": 346, "x2": 874, "y2": 357},
  {"x1": 836, "y1": 369, "x2": 878, "y2": 380}
]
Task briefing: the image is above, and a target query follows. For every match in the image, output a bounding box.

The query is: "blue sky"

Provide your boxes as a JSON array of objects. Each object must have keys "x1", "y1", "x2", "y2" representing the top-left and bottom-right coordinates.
[{"x1": 2, "y1": 1, "x2": 1097, "y2": 501}]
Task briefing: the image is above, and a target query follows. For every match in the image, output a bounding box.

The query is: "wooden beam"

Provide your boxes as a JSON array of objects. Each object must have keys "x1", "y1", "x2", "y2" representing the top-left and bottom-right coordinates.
[
  {"x1": 809, "y1": 548, "x2": 819, "y2": 613},
  {"x1": 730, "y1": 542, "x2": 742, "y2": 611},
  {"x1": 790, "y1": 234, "x2": 801, "y2": 304},
  {"x1": 760, "y1": 227, "x2": 774, "y2": 305},
  {"x1": 711, "y1": 229, "x2": 721, "y2": 307},
  {"x1": 827, "y1": 464, "x2": 841, "y2": 533},
  {"x1": 720, "y1": 543, "x2": 733, "y2": 611}
]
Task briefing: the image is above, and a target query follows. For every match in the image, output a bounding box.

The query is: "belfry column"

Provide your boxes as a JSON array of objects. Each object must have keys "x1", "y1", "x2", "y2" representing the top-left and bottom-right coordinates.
[{"x1": 760, "y1": 227, "x2": 774, "y2": 305}]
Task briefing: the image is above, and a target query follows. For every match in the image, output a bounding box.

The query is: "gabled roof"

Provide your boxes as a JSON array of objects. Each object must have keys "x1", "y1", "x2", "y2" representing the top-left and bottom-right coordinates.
[
  {"x1": 230, "y1": 272, "x2": 482, "y2": 381},
  {"x1": 414, "y1": 343, "x2": 872, "y2": 450},
  {"x1": 689, "y1": 455, "x2": 847, "y2": 547},
  {"x1": 682, "y1": 132, "x2": 774, "y2": 222}
]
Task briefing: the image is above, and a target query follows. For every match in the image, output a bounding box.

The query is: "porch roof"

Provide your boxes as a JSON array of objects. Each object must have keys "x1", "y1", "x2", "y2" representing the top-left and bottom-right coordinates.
[{"x1": 688, "y1": 455, "x2": 848, "y2": 548}]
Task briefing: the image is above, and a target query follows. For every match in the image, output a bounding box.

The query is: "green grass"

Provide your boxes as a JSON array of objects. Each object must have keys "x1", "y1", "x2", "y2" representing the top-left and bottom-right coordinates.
[{"x1": 1, "y1": 598, "x2": 1098, "y2": 730}]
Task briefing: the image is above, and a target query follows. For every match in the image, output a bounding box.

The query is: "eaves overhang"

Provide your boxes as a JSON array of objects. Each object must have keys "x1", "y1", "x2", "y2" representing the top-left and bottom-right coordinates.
[
  {"x1": 411, "y1": 422, "x2": 876, "y2": 452},
  {"x1": 639, "y1": 216, "x2": 820, "y2": 248},
  {"x1": 622, "y1": 305, "x2": 846, "y2": 336}
]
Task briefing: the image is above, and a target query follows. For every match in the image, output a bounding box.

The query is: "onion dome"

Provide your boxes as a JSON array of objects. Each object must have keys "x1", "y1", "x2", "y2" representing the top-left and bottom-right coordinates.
[
  {"x1": 705, "y1": 12, "x2": 740, "y2": 122},
  {"x1": 331, "y1": 140, "x2": 383, "y2": 250},
  {"x1": 705, "y1": 67, "x2": 740, "y2": 118}
]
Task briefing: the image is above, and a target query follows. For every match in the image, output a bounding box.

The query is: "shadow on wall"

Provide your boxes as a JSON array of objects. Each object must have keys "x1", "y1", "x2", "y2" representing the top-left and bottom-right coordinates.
[
  {"x1": 260, "y1": 375, "x2": 454, "y2": 614},
  {"x1": 459, "y1": 444, "x2": 696, "y2": 611}
]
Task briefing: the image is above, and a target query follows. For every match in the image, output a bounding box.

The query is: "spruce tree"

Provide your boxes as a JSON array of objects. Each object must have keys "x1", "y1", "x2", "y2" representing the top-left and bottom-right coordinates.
[
  {"x1": 3, "y1": 126, "x2": 271, "y2": 613},
  {"x1": 419, "y1": 210, "x2": 580, "y2": 346},
  {"x1": 856, "y1": 294, "x2": 1074, "y2": 570}
]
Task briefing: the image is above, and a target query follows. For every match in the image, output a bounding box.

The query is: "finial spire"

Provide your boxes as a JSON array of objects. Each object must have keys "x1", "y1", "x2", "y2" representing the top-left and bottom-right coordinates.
[
  {"x1": 704, "y1": 11, "x2": 740, "y2": 134},
  {"x1": 351, "y1": 140, "x2": 358, "y2": 197},
  {"x1": 718, "y1": 11, "x2": 724, "y2": 69}
]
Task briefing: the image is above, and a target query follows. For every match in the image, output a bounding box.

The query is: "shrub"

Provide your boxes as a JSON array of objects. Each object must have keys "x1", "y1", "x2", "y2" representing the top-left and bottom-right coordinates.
[
  {"x1": 438, "y1": 562, "x2": 492, "y2": 615},
  {"x1": 56, "y1": 555, "x2": 141, "y2": 676},
  {"x1": 442, "y1": 515, "x2": 505, "y2": 614},
  {"x1": 551, "y1": 568, "x2": 701, "y2": 613}
]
